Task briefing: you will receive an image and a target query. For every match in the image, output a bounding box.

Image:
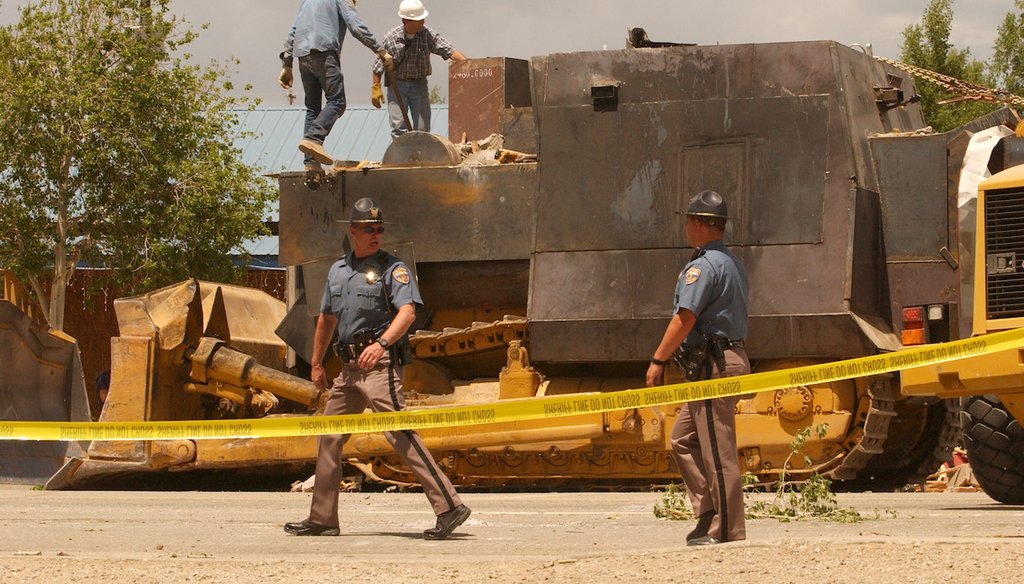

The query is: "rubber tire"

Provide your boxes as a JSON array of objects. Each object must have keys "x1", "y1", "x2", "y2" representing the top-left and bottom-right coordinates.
[{"x1": 960, "y1": 395, "x2": 1024, "y2": 504}]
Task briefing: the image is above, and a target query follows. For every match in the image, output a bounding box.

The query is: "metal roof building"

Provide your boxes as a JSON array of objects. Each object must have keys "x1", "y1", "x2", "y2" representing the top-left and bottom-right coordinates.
[{"x1": 234, "y1": 105, "x2": 449, "y2": 266}]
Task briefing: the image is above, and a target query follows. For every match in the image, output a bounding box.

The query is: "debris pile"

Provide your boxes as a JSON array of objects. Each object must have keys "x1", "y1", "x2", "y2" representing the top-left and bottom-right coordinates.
[{"x1": 925, "y1": 448, "x2": 981, "y2": 493}]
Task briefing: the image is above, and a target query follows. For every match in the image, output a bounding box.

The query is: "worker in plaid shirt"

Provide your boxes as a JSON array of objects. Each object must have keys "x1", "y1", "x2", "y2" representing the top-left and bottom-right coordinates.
[{"x1": 371, "y1": 0, "x2": 465, "y2": 139}]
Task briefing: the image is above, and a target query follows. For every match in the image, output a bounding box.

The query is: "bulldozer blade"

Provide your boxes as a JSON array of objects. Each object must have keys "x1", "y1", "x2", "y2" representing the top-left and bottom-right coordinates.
[{"x1": 0, "y1": 301, "x2": 91, "y2": 484}]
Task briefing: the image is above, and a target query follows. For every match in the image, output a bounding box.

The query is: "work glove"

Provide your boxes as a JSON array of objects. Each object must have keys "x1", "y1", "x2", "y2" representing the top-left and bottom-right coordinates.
[
  {"x1": 278, "y1": 67, "x2": 293, "y2": 90},
  {"x1": 377, "y1": 49, "x2": 394, "y2": 69},
  {"x1": 371, "y1": 82, "x2": 384, "y2": 108}
]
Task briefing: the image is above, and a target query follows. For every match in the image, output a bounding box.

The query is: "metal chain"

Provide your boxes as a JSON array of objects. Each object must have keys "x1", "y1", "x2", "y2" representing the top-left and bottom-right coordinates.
[{"x1": 875, "y1": 56, "x2": 1024, "y2": 108}]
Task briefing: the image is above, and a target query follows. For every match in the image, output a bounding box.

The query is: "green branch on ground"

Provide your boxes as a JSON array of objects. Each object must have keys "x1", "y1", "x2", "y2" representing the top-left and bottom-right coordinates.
[
  {"x1": 653, "y1": 482, "x2": 694, "y2": 521},
  {"x1": 745, "y1": 424, "x2": 866, "y2": 523},
  {"x1": 654, "y1": 423, "x2": 884, "y2": 524}
]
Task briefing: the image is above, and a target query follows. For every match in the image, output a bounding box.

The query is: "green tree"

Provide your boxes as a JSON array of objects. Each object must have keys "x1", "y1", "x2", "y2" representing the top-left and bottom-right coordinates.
[
  {"x1": 429, "y1": 85, "x2": 447, "y2": 104},
  {"x1": 0, "y1": 0, "x2": 274, "y2": 330},
  {"x1": 898, "y1": 0, "x2": 998, "y2": 132},
  {"x1": 992, "y1": 0, "x2": 1024, "y2": 94}
]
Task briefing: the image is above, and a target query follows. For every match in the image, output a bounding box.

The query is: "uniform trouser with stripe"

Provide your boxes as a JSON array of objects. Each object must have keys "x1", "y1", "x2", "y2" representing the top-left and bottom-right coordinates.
[
  {"x1": 670, "y1": 347, "x2": 750, "y2": 542},
  {"x1": 308, "y1": 357, "x2": 462, "y2": 527}
]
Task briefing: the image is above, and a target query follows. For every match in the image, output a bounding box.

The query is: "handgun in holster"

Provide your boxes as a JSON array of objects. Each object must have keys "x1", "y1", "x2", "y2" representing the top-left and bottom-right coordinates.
[
  {"x1": 333, "y1": 327, "x2": 384, "y2": 363},
  {"x1": 672, "y1": 333, "x2": 727, "y2": 382},
  {"x1": 707, "y1": 335, "x2": 728, "y2": 375}
]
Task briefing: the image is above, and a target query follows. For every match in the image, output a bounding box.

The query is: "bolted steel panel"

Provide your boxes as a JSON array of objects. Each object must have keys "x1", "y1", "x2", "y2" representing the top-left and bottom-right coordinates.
[
  {"x1": 449, "y1": 57, "x2": 532, "y2": 143},
  {"x1": 278, "y1": 164, "x2": 538, "y2": 267},
  {"x1": 871, "y1": 134, "x2": 951, "y2": 259},
  {"x1": 531, "y1": 95, "x2": 830, "y2": 253}
]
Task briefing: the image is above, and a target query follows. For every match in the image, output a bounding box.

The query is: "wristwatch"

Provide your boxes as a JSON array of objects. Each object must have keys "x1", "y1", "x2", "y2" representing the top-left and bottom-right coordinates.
[{"x1": 377, "y1": 337, "x2": 390, "y2": 349}]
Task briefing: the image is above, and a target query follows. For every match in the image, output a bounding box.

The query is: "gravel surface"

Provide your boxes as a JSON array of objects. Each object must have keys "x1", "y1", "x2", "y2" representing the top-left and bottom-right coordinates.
[{"x1": 1, "y1": 488, "x2": 1022, "y2": 583}]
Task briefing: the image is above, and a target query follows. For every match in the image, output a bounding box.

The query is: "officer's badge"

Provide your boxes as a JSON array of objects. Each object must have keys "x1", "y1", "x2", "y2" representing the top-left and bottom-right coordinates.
[
  {"x1": 684, "y1": 267, "x2": 701, "y2": 285},
  {"x1": 369, "y1": 207, "x2": 380, "y2": 220},
  {"x1": 392, "y1": 266, "x2": 410, "y2": 284}
]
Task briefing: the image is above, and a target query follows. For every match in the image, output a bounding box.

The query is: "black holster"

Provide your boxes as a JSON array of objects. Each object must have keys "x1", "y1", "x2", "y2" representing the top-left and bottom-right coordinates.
[
  {"x1": 335, "y1": 326, "x2": 414, "y2": 366},
  {"x1": 392, "y1": 336, "x2": 413, "y2": 366},
  {"x1": 334, "y1": 327, "x2": 384, "y2": 363},
  {"x1": 672, "y1": 333, "x2": 728, "y2": 382}
]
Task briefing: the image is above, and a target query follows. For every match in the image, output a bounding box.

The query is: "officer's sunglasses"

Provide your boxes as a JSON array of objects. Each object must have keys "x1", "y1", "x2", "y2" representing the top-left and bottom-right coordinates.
[{"x1": 359, "y1": 226, "x2": 385, "y2": 235}]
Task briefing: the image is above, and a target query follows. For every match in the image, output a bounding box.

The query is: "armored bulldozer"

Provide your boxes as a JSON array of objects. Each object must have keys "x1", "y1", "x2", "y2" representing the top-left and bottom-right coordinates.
[
  {"x1": 276, "y1": 38, "x2": 998, "y2": 489},
  {"x1": 47, "y1": 36, "x2": 1024, "y2": 492}
]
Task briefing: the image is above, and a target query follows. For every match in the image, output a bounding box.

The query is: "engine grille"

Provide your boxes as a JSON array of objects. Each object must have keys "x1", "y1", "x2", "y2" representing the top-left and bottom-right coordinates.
[{"x1": 985, "y1": 186, "x2": 1024, "y2": 319}]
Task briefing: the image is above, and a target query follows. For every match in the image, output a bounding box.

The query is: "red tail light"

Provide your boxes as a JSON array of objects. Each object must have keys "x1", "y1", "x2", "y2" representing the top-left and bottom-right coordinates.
[{"x1": 901, "y1": 306, "x2": 925, "y2": 345}]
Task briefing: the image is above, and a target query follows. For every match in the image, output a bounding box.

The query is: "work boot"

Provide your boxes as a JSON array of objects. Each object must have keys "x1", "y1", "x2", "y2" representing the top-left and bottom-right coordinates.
[
  {"x1": 298, "y1": 139, "x2": 334, "y2": 165},
  {"x1": 283, "y1": 519, "x2": 340, "y2": 536},
  {"x1": 423, "y1": 504, "x2": 471, "y2": 540},
  {"x1": 687, "y1": 535, "x2": 721, "y2": 546},
  {"x1": 686, "y1": 511, "x2": 715, "y2": 542}
]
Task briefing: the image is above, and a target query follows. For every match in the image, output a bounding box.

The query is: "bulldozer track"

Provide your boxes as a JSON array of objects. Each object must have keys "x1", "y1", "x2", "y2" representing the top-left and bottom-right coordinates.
[
  {"x1": 409, "y1": 316, "x2": 528, "y2": 359},
  {"x1": 827, "y1": 374, "x2": 897, "y2": 481},
  {"x1": 363, "y1": 354, "x2": 905, "y2": 489}
]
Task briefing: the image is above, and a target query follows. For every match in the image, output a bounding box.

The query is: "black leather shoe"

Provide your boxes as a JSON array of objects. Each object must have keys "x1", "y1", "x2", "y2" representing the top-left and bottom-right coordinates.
[
  {"x1": 687, "y1": 535, "x2": 721, "y2": 546},
  {"x1": 423, "y1": 504, "x2": 471, "y2": 540},
  {"x1": 686, "y1": 511, "x2": 715, "y2": 542},
  {"x1": 284, "y1": 519, "x2": 340, "y2": 536}
]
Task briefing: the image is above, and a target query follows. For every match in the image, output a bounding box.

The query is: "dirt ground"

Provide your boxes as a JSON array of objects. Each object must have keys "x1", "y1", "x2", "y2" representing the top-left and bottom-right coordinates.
[{"x1": 1, "y1": 487, "x2": 1022, "y2": 583}]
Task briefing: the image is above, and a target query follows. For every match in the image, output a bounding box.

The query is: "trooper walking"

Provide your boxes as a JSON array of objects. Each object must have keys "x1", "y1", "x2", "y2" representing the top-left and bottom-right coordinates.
[
  {"x1": 370, "y1": 0, "x2": 466, "y2": 139},
  {"x1": 645, "y1": 190, "x2": 750, "y2": 546},
  {"x1": 285, "y1": 197, "x2": 471, "y2": 539}
]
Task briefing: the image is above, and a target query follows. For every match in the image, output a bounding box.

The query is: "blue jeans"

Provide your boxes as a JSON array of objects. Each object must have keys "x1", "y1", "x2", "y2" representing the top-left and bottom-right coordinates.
[
  {"x1": 387, "y1": 79, "x2": 430, "y2": 140},
  {"x1": 298, "y1": 50, "x2": 346, "y2": 163}
]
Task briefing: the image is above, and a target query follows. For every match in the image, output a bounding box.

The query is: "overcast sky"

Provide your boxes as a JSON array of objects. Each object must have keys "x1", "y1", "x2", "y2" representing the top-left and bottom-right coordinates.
[{"x1": 1, "y1": 0, "x2": 1019, "y2": 106}]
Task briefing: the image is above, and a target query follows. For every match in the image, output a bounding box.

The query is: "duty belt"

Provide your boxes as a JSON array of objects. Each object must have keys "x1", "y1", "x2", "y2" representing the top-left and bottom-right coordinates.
[
  {"x1": 674, "y1": 335, "x2": 744, "y2": 382},
  {"x1": 334, "y1": 325, "x2": 389, "y2": 363},
  {"x1": 333, "y1": 341, "x2": 368, "y2": 363}
]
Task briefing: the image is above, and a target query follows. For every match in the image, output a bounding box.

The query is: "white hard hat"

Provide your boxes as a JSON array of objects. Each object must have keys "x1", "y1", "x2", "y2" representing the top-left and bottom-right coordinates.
[{"x1": 398, "y1": 0, "x2": 428, "y2": 21}]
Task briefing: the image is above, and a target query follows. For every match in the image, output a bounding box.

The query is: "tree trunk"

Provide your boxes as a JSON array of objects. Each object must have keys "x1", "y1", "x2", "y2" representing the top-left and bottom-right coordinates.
[
  {"x1": 48, "y1": 270, "x2": 67, "y2": 332},
  {"x1": 49, "y1": 190, "x2": 73, "y2": 332}
]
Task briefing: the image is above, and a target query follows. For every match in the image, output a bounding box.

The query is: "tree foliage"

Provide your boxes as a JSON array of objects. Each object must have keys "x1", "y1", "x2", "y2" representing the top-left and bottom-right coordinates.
[
  {"x1": 429, "y1": 85, "x2": 446, "y2": 104},
  {"x1": 0, "y1": 0, "x2": 274, "y2": 330},
  {"x1": 992, "y1": 0, "x2": 1024, "y2": 94},
  {"x1": 898, "y1": 0, "x2": 998, "y2": 132}
]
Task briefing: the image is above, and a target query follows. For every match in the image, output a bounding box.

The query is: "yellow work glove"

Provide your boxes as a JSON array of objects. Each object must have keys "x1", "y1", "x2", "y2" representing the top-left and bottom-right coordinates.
[
  {"x1": 278, "y1": 67, "x2": 293, "y2": 90},
  {"x1": 377, "y1": 49, "x2": 394, "y2": 69},
  {"x1": 371, "y1": 82, "x2": 384, "y2": 108}
]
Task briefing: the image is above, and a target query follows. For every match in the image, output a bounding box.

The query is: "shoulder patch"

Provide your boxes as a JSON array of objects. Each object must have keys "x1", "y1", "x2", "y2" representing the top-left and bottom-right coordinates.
[
  {"x1": 684, "y1": 266, "x2": 702, "y2": 285},
  {"x1": 392, "y1": 265, "x2": 410, "y2": 285}
]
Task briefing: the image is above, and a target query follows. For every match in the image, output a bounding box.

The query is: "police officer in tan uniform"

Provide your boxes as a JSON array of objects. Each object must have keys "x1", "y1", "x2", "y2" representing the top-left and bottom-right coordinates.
[
  {"x1": 646, "y1": 190, "x2": 749, "y2": 546},
  {"x1": 285, "y1": 197, "x2": 470, "y2": 539}
]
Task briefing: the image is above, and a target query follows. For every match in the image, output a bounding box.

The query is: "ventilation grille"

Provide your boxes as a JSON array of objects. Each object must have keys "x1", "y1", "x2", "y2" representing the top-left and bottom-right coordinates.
[{"x1": 985, "y1": 187, "x2": 1024, "y2": 319}]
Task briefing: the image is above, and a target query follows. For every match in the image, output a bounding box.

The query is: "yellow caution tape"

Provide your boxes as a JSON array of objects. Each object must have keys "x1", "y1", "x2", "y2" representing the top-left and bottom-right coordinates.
[{"x1": 3, "y1": 328, "x2": 1024, "y2": 442}]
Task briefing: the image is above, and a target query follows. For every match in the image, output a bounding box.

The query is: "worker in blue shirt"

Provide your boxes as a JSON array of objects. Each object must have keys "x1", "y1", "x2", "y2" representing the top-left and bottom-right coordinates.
[{"x1": 278, "y1": 0, "x2": 393, "y2": 170}]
